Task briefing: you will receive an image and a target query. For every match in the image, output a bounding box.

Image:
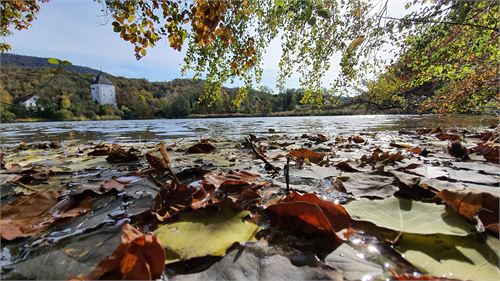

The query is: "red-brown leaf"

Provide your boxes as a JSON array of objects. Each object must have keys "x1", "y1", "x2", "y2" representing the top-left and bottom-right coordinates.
[{"x1": 83, "y1": 223, "x2": 165, "y2": 280}]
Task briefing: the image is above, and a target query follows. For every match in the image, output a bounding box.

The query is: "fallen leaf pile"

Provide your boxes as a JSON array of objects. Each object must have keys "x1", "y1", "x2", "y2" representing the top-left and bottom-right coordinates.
[{"x1": 0, "y1": 125, "x2": 499, "y2": 280}]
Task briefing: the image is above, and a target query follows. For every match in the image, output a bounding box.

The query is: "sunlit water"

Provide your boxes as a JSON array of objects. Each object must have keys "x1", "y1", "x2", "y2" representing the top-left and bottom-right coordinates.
[{"x1": 0, "y1": 115, "x2": 496, "y2": 145}]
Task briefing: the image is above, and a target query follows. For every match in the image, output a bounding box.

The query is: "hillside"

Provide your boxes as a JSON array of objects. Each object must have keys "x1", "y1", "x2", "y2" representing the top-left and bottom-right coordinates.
[
  {"x1": 1, "y1": 53, "x2": 102, "y2": 75},
  {"x1": 2, "y1": 54, "x2": 330, "y2": 122}
]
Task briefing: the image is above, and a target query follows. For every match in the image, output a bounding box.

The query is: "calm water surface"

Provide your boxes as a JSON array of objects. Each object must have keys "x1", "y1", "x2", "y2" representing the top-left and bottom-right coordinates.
[{"x1": 0, "y1": 115, "x2": 496, "y2": 145}]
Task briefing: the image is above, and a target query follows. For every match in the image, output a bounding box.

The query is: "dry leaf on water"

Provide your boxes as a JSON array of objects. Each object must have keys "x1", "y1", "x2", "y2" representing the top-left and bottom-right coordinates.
[
  {"x1": 82, "y1": 223, "x2": 165, "y2": 280},
  {"x1": 288, "y1": 149, "x2": 325, "y2": 164}
]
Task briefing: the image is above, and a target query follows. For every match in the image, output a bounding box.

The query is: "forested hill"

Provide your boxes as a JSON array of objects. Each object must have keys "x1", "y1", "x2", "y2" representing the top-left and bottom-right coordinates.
[
  {"x1": 2, "y1": 54, "x2": 361, "y2": 122},
  {"x1": 1, "y1": 53, "x2": 101, "y2": 75}
]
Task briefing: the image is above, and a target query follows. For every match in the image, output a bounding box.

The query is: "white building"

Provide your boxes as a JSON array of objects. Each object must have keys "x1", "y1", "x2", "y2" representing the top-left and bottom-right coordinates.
[
  {"x1": 19, "y1": 94, "x2": 40, "y2": 108},
  {"x1": 90, "y1": 72, "x2": 117, "y2": 107}
]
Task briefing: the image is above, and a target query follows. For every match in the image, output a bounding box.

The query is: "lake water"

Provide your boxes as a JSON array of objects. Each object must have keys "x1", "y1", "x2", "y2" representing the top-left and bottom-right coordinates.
[{"x1": 0, "y1": 115, "x2": 496, "y2": 145}]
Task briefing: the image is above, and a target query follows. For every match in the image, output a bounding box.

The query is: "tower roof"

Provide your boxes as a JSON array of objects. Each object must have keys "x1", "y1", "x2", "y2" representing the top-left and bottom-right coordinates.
[{"x1": 91, "y1": 72, "x2": 113, "y2": 85}]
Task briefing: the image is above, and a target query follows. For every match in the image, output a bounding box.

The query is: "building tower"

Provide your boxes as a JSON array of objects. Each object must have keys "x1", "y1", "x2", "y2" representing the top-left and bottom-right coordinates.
[{"x1": 90, "y1": 72, "x2": 117, "y2": 107}]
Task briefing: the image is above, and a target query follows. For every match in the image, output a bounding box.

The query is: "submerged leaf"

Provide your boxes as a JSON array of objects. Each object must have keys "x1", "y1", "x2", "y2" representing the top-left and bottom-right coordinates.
[
  {"x1": 344, "y1": 197, "x2": 473, "y2": 235},
  {"x1": 397, "y1": 234, "x2": 500, "y2": 281}
]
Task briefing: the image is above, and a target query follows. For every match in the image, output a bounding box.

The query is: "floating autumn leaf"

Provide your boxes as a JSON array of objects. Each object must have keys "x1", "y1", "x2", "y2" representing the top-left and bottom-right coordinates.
[
  {"x1": 3, "y1": 162, "x2": 22, "y2": 173},
  {"x1": 416, "y1": 127, "x2": 442, "y2": 135},
  {"x1": 150, "y1": 182, "x2": 195, "y2": 221},
  {"x1": 0, "y1": 191, "x2": 92, "y2": 240},
  {"x1": 155, "y1": 209, "x2": 258, "y2": 262},
  {"x1": 361, "y1": 149, "x2": 405, "y2": 165},
  {"x1": 438, "y1": 189, "x2": 499, "y2": 234},
  {"x1": 348, "y1": 135, "x2": 365, "y2": 144},
  {"x1": 434, "y1": 132, "x2": 461, "y2": 141},
  {"x1": 281, "y1": 192, "x2": 351, "y2": 231},
  {"x1": 407, "y1": 146, "x2": 430, "y2": 156},
  {"x1": 100, "y1": 178, "x2": 126, "y2": 192},
  {"x1": 308, "y1": 133, "x2": 328, "y2": 143},
  {"x1": 288, "y1": 149, "x2": 325, "y2": 164},
  {"x1": 335, "y1": 161, "x2": 360, "y2": 172},
  {"x1": 145, "y1": 153, "x2": 168, "y2": 173},
  {"x1": 447, "y1": 141, "x2": 469, "y2": 160},
  {"x1": 83, "y1": 223, "x2": 165, "y2": 280},
  {"x1": 12, "y1": 171, "x2": 48, "y2": 185},
  {"x1": 106, "y1": 145, "x2": 140, "y2": 162},
  {"x1": 471, "y1": 141, "x2": 499, "y2": 163},
  {"x1": 192, "y1": 170, "x2": 263, "y2": 210},
  {"x1": 186, "y1": 142, "x2": 216, "y2": 154},
  {"x1": 202, "y1": 170, "x2": 260, "y2": 189}
]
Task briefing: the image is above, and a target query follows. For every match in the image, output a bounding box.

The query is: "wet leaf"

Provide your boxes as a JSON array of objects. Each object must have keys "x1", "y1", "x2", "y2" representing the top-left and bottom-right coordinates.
[
  {"x1": 435, "y1": 132, "x2": 461, "y2": 141},
  {"x1": 438, "y1": 189, "x2": 499, "y2": 234},
  {"x1": 335, "y1": 161, "x2": 360, "y2": 172},
  {"x1": 344, "y1": 197, "x2": 473, "y2": 235},
  {"x1": 106, "y1": 145, "x2": 139, "y2": 162},
  {"x1": 325, "y1": 243, "x2": 383, "y2": 280},
  {"x1": 186, "y1": 142, "x2": 216, "y2": 154},
  {"x1": 266, "y1": 192, "x2": 350, "y2": 235},
  {"x1": 83, "y1": 223, "x2": 165, "y2": 280},
  {"x1": 155, "y1": 209, "x2": 258, "y2": 262},
  {"x1": 472, "y1": 142, "x2": 499, "y2": 163},
  {"x1": 0, "y1": 191, "x2": 92, "y2": 240},
  {"x1": 337, "y1": 173, "x2": 398, "y2": 198},
  {"x1": 397, "y1": 234, "x2": 500, "y2": 281},
  {"x1": 169, "y1": 242, "x2": 342, "y2": 281},
  {"x1": 348, "y1": 135, "x2": 365, "y2": 144},
  {"x1": 447, "y1": 141, "x2": 469, "y2": 160}
]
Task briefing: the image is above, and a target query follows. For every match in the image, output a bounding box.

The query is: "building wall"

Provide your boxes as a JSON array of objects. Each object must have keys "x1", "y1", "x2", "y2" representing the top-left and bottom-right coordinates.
[
  {"x1": 22, "y1": 95, "x2": 39, "y2": 108},
  {"x1": 91, "y1": 84, "x2": 117, "y2": 107}
]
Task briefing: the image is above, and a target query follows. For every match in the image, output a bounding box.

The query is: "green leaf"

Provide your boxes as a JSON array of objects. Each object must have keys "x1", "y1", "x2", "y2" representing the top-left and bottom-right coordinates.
[
  {"x1": 344, "y1": 197, "x2": 473, "y2": 235},
  {"x1": 47, "y1": 58, "x2": 60, "y2": 65},
  {"x1": 155, "y1": 209, "x2": 259, "y2": 262},
  {"x1": 140, "y1": 48, "x2": 147, "y2": 56},
  {"x1": 397, "y1": 234, "x2": 500, "y2": 281},
  {"x1": 275, "y1": 0, "x2": 285, "y2": 8}
]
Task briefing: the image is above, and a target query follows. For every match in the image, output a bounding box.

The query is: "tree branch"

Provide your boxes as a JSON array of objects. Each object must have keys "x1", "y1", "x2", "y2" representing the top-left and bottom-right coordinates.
[{"x1": 382, "y1": 16, "x2": 499, "y2": 33}]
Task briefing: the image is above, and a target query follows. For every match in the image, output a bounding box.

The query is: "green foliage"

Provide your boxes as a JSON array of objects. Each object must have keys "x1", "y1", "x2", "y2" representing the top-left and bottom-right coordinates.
[{"x1": 363, "y1": 0, "x2": 499, "y2": 114}]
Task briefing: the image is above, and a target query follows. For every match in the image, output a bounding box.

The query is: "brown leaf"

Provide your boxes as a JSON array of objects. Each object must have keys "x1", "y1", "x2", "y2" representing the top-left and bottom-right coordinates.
[
  {"x1": 348, "y1": 135, "x2": 365, "y2": 143},
  {"x1": 283, "y1": 192, "x2": 351, "y2": 231},
  {"x1": 266, "y1": 191, "x2": 350, "y2": 235},
  {"x1": 438, "y1": 189, "x2": 499, "y2": 235},
  {"x1": 101, "y1": 178, "x2": 126, "y2": 192},
  {"x1": 106, "y1": 145, "x2": 139, "y2": 162},
  {"x1": 186, "y1": 142, "x2": 216, "y2": 154},
  {"x1": 203, "y1": 170, "x2": 260, "y2": 189},
  {"x1": 83, "y1": 223, "x2": 165, "y2": 280},
  {"x1": 150, "y1": 182, "x2": 194, "y2": 221},
  {"x1": 435, "y1": 132, "x2": 461, "y2": 141},
  {"x1": 0, "y1": 191, "x2": 92, "y2": 240},
  {"x1": 335, "y1": 161, "x2": 360, "y2": 172},
  {"x1": 447, "y1": 141, "x2": 469, "y2": 160},
  {"x1": 145, "y1": 153, "x2": 168, "y2": 173},
  {"x1": 472, "y1": 142, "x2": 499, "y2": 163},
  {"x1": 288, "y1": 149, "x2": 325, "y2": 164}
]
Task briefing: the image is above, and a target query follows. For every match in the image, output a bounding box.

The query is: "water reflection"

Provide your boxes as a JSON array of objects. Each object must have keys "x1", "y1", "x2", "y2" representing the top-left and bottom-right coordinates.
[{"x1": 0, "y1": 115, "x2": 496, "y2": 145}]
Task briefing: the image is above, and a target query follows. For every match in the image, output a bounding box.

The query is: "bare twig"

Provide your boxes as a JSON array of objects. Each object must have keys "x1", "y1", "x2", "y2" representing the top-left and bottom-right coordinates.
[
  {"x1": 285, "y1": 156, "x2": 290, "y2": 194},
  {"x1": 244, "y1": 137, "x2": 280, "y2": 174}
]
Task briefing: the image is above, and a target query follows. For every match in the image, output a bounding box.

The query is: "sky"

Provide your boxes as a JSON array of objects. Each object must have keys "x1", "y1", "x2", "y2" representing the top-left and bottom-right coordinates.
[{"x1": 5, "y1": 0, "x2": 408, "y2": 89}]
